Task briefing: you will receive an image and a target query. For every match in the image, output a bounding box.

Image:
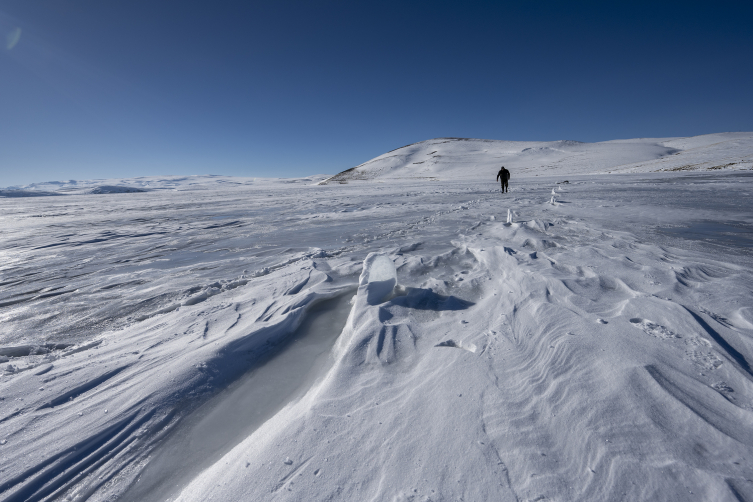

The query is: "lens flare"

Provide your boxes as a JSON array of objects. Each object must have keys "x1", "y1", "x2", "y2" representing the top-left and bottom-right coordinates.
[{"x1": 6, "y1": 26, "x2": 21, "y2": 50}]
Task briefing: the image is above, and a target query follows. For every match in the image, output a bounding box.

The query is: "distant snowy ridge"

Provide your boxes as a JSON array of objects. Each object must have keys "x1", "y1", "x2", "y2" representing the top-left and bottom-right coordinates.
[
  {"x1": 0, "y1": 185, "x2": 150, "y2": 197},
  {"x1": 0, "y1": 174, "x2": 331, "y2": 195},
  {"x1": 318, "y1": 132, "x2": 753, "y2": 184},
  {"x1": 0, "y1": 189, "x2": 64, "y2": 197}
]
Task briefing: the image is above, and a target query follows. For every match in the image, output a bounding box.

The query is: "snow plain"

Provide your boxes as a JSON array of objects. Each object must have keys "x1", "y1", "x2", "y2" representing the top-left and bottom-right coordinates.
[{"x1": 1, "y1": 133, "x2": 753, "y2": 501}]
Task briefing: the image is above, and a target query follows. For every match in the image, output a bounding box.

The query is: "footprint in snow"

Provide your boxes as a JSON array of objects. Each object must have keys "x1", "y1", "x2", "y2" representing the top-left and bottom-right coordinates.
[
  {"x1": 631, "y1": 318, "x2": 723, "y2": 370},
  {"x1": 629, "y1": 318, "x2": 679, "y2": 339}
]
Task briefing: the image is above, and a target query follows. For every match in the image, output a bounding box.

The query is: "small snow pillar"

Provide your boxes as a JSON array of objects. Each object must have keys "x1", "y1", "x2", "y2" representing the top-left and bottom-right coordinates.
[
  {"x1": 506, "y1": 209, "x2": 512, "y2": 223},
  {"x1": 551, "y1": 188, "x2": 556, "y2": 195},
  {"x1": 359, "y1": 253, "x2": 397, "y2": 305},
  {"x1": 549, "y1": 195, "x2": 555, "y2": 204}
]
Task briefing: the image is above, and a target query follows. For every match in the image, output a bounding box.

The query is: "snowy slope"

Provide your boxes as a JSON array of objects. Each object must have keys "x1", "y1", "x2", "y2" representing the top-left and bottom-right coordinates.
[
  {"x1": 318, "y1": 132, "x2": 753, "y2": 183},
  {"x1": 1, "y1": 149, "x2": 752, "y2": 501}
]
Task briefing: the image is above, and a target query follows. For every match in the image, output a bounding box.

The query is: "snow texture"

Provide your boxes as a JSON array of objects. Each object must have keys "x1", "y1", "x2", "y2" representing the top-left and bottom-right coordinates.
[{"x1": 0, "y1": 133, "x2": 752, "y2": 502}]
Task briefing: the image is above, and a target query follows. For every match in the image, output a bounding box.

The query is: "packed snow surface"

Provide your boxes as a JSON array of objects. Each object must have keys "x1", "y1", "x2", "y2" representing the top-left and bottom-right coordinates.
[{"x1": 1, "y1": 134, "x2": 753, "y2": 501}]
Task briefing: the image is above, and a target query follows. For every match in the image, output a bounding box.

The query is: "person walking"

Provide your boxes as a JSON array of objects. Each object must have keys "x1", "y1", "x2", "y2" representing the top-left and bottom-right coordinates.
[{"x1": 496, "y1": 166, "x2": 510, "y2": 193}]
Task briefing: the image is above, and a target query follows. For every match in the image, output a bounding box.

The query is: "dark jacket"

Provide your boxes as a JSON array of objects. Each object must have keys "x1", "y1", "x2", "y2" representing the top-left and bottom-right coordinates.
[{"x1": 496, "y1": 168, "x2": 510, "y2": 182}]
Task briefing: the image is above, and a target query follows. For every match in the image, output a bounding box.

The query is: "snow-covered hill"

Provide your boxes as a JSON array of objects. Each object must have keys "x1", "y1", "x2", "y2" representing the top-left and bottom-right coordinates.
[{"x1": 319, "y1": 132, "x2": 753, "y2": 183}]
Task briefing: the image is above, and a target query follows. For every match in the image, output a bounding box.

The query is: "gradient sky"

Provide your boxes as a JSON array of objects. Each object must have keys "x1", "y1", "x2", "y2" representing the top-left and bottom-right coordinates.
[{"x1": 1, "y1": 0, "x2": 752, "y2": 186}]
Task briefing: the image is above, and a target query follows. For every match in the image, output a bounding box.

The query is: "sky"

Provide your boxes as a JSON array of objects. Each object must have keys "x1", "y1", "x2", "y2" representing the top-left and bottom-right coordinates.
[{"x1": 1, "y1": 0, "x2": 752, "y2": 186}]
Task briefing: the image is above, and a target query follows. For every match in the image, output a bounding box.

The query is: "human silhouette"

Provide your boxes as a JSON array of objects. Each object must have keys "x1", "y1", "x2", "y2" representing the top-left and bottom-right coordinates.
[{"x1": 496, "y1": 167, "x2": 510, "y2": 193}]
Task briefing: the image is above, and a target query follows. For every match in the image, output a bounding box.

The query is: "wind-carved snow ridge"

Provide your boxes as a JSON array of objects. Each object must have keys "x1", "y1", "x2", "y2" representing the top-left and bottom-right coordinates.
[{"x1": 0, "y1": 251, "x2": 355, "y2": 502}]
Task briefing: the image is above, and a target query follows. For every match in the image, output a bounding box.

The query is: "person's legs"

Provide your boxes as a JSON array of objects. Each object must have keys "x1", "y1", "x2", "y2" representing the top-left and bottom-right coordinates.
[{"x1": 503, "y1": 180, "x2": 508, "y2": 192}]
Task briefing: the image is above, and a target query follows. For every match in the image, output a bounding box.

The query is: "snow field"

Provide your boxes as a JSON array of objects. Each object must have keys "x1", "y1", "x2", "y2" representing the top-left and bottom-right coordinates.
[{"x1": 0, "y1": 167, "x2": 752, "y2": 500}]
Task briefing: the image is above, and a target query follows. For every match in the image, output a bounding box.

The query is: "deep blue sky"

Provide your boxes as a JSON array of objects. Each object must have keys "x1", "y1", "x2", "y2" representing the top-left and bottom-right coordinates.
[{"x1": 1, "y1": 1, "x2": 752, "y2": 186}]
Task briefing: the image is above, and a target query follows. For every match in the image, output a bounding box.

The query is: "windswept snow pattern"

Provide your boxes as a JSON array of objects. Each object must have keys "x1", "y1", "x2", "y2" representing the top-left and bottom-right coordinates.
[{"x1": 1, "y1": 143, "x2": 753, "y2": 501}]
